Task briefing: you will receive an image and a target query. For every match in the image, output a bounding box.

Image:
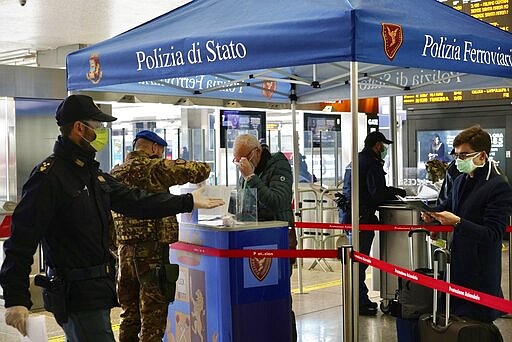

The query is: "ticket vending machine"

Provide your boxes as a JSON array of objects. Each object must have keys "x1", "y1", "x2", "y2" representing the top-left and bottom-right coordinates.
[{"x1": 165, "y1": 220, "x2": 291, "y2": 342}]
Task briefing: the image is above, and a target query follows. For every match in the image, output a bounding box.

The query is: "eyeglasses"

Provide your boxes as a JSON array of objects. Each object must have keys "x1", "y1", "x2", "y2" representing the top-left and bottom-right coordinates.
[
  {"x1": 453, "y1": 151, "x2": 480, "y2": 160},
  {"x1": 232, "y1": 148, "x2": 257, "y2": 164},
  {"x1": 81, "y1": 120, "x2": 106, "y2": 130}
]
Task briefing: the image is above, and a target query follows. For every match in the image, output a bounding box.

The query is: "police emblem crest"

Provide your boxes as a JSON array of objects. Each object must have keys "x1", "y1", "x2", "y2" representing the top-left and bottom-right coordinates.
[
  {"x1": 249, "y1": 257, "x2": 272, "y2": 281},
  {"x1": 381, "y1": 23, "x2": 403, "y2": 61},
  {"x1": 86, "y1": 53, "x2": 103, "y2": 84},
  {"x1": 262, "y1": 80, "x2": 277, "y2": 99}
]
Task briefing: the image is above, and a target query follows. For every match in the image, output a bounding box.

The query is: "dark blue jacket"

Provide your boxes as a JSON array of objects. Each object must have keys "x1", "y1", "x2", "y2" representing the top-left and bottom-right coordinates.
[
  {"x1": 439, "y1": 162, "x2": 512, "y2": 322},
  {"x1": 342, "y1": 147, "x2": 404, "y2": 219},
  {"x1": 0, "y1": 137, "x2": 194, "y2": 312},
  {"x1": 436, "y1": 159, "x2": 461, "y2": 206}
]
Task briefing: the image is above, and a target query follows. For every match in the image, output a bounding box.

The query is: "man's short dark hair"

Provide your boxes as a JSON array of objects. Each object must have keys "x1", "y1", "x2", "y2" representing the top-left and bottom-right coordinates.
[
  {"x1": 59, "y1": 122, "x2": 74, "y2": 137},
  {"x1": 453, "y1": 125, "x2": 491, "y2": 155}
]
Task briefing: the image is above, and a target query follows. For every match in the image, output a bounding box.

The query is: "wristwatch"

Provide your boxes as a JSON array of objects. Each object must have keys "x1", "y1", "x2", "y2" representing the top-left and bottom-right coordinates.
[{"x1": 453, "y1": 217, "x2": 462, "y2": 228}]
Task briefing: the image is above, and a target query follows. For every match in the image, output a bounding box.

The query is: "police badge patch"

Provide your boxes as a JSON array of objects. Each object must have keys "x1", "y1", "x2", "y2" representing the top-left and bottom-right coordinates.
[
  {"x1": 249, "y1": 257, "x2": 272, "y2": 281},
  {"x1": 381, "y1": 23, "x2": 403, "y2": 61},
  {"x1": 86, "y1": 54, "x2": 103, "y2": 84},
  {"x1": 262, "y1": 80, "x2": 277, "y2": 99}
]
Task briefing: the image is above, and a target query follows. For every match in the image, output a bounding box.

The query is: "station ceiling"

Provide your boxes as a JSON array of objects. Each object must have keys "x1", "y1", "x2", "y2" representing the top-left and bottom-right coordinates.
[{"x1": 0, "y1": 0, "x2": 189, "y2": 66}]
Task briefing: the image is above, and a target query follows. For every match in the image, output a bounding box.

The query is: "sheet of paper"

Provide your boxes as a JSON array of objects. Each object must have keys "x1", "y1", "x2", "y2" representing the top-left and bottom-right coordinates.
[
  {"x1": 395, "y1": 195, "x2": 441, "y2": 212},
  {"x1": 19, "y1": 315, "x2": 47, "y2": 342}
]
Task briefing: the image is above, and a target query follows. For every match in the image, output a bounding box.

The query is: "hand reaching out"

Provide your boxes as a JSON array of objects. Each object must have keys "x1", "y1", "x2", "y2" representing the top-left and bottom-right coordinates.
[{"x1": 192, "y1": 187, "x2": 225, "y2": 209}]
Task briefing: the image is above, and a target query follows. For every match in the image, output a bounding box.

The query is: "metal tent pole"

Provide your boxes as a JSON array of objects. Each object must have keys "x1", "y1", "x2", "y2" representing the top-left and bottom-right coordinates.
[
  {"x1": 340, "y1": 245, "x2": 354, "y2": 342},
  {"x1": 290, "y1": 84, "x2": 303, "y2": 294},
  {"x1": 350, "y1": 61, "x2": 360, "y2": 341}
]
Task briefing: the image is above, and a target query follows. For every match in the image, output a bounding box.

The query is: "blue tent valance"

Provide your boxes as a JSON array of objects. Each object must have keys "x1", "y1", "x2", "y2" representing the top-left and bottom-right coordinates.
[{"x1": 66, "y1": 0, "x2": 512, "y2": 102}]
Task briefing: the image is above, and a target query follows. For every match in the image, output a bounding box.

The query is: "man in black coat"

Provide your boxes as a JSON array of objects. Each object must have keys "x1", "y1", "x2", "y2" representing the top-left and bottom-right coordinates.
[
  {"x1": 341, "y1": 131, "x2": 406, "y2": 315},
  {"x1": 0, "y1": 95, "x2": 223, "y2": 340},
  {"x1": 422, "y1": 125, "x2": 512, "y2": 323}
]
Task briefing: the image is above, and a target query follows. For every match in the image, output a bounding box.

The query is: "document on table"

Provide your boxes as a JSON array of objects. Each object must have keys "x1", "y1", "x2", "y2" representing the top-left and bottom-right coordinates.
[
  {"x1": 19, "y1": 315, "x2": 47, "y2": 342},
  {"x1": 395, "y1": 195, "x2": 442, "y2": 212}
]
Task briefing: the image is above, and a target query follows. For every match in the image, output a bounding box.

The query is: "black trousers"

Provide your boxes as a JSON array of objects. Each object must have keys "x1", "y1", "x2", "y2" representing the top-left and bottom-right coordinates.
[{"x1": 61, "y1": 309, "x2": 115, "y2": 342}]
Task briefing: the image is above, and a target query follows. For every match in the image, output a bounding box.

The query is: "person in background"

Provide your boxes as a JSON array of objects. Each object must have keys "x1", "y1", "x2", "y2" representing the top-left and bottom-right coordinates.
[
  {"x1": 232, "y1": 133, "x2": 297, "y2": 341},
  {"x1": 0, "y1": 95, "x2": 223, "y2": 341},
  {"x1": 297, "y1": 153, "x2": 317, "y2": 183},
  {"x1": 110, "y1": 130, "x2": 211, "y2": 342},
  {"x1": 340, "y1": 131, "x2": 406, "y2": 316},
  {"x1": 428, "y1": 133, "x2": 447, "y2": 162},
  {"x1": 422, "y1": 125, "x2": 512, "y2": 325},
  {"x1": 258, "y1": 137, "x2": 270, "y2": 152},
  {"x1": 436, "y1": 148, "x2": 461, "y2": 206},
  {"x1": 181, "y1": 146, "x2": 189, "y2": 160}
]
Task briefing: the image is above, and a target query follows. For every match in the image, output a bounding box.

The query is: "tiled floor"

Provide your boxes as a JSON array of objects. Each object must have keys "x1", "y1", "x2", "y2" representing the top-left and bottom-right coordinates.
[{"x1": 1, "y1": 242, "x2": 511, "y2": 341}]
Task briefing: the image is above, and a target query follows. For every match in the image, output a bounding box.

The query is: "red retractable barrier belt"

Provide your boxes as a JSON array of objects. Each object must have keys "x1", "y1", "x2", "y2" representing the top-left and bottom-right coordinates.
[
  {"x1": 353, "y1": 251, "x2": 512, "y2": 314},
  {"x1": 171, "y1": 240, "x2": 512, "y2": 314},
  {"x1": 171, "y1": 241, "x2": 338, "y2": 259},
  {"x1": 295, "y1": 221, "x2": 512, "y2": 233},
  {"x1": 295, "y1": 221, "x2": 454, "y2": 232}
]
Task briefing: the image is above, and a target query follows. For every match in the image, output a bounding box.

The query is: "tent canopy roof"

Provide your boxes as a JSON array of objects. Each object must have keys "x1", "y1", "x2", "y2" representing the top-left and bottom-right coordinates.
[{"x1": 67, "y1": 0, "x2": 512, "y2": 103}]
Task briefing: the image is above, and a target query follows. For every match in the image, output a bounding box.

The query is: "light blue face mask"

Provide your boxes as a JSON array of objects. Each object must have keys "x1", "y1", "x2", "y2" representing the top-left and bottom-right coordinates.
[
  {"x1": 380, "y1": 145, "x2": 388, "y2": 160},
  {"x1": 456, "y1": 153, "x2": 483, "y2": 174}
]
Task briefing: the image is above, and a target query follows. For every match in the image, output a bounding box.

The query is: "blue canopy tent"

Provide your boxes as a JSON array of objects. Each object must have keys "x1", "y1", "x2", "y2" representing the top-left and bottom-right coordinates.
[
  {"x1": 67, "y1": 0, "x2": 512, "y2": 100},
  {"x1": 66, "y1": 1, "x2": 512, "y2": 338}
]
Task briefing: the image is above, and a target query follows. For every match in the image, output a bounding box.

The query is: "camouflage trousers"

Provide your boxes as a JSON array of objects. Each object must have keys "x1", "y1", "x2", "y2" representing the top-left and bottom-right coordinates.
[{"x1": 117, "y1": 242, "x2": 169, "y2": 342}]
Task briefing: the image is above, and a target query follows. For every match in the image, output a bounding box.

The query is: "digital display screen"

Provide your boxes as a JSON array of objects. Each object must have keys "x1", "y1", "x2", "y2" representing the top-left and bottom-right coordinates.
[
  {"x1": 439, "y1": 0, "x2": 511, "y2": 30},
  {"x1": 303, "y1": 113, "x2": 341, "y2": 148},
  {"x1": 403, "y1": 0, "x2": 511, "y2": 108},
  {"x1": 219, "y1": 110, "x2": 266, "y2": 148},
  {"x1": 416, "y1": 128, "x2": 506, "y2": 168}
]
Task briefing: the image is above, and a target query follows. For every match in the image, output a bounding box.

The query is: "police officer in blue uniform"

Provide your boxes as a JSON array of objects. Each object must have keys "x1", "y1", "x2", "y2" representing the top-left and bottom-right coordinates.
[
  {"x1": 341, "y1": 131, "x2": 406, "y2": 315},
  {"x1": 0, "y1": 95, "x2": 223, "y2": 341}
]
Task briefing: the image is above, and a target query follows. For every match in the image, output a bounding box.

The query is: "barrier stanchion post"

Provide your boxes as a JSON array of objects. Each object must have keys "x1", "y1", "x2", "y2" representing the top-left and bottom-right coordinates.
[
  {"x1": 339, "y1": 245, "x2": 354, "y2": 342},
  {"x1": 508, "y1": 217, "x2": 511, "y2": 303}
]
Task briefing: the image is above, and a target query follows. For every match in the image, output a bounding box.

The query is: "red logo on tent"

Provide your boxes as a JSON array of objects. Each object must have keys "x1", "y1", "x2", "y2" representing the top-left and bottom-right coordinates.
[
  {"x1": 262, "y1": 80, "x2": 277, "y2": 99},
  {"x1": 381, "y1": 23, "x2": 403, "y2": 61},
  {"x1": 249, "y1": 257, "x2": 272, "y2": 281},
  {"x1": 86, "y1": 53, "x2": 103, "y2": 84}
]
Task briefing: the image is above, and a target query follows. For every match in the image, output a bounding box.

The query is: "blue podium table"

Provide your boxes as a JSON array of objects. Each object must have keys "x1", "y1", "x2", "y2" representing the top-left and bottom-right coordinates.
[{"x1": 165, "y1": 220, "x2": 291, "y2": 342}]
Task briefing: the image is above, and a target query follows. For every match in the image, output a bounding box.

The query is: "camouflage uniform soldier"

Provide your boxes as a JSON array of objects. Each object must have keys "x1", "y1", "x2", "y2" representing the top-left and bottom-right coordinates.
[{"x1": 111, "y1": 130, "x2": 211, "y2": 342}]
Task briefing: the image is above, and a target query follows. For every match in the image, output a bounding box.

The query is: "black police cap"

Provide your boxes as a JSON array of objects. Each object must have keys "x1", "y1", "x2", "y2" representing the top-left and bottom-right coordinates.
[
  {"x1": 56, "y1": 95, "x2": 117, "y2": 126},
  {"x1": 364, "y1": 131, "x2": 393, "y2": 147}
]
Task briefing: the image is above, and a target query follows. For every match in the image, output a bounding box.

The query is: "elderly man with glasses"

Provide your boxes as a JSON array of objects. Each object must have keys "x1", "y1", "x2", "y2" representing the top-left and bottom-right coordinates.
[
  {"x1": 232, "y1": 133, "x2": 297, "y2": 341},
  {"x1": 422, "y1": 125, "x2": 512, "y2": 327}
]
